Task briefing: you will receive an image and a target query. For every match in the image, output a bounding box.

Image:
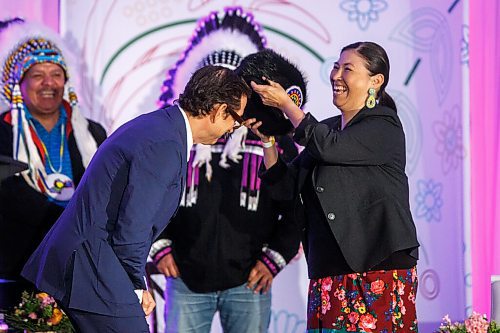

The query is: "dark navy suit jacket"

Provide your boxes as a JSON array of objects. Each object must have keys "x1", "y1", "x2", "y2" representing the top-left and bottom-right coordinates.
[{"x1": 22, "y1": 106, "x2": 187, "y2": 317}]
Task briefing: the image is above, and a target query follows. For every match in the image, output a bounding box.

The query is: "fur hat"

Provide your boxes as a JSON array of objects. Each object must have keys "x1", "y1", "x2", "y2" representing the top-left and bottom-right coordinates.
[{"x1": 236, "y1": 49, "x2": 308, "y2": 136}]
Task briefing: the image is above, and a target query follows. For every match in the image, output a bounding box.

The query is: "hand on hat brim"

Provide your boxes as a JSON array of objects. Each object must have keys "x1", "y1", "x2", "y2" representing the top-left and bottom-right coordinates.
[
  {"x1": 247, "y1": 78, "x2": 294, "y2": 136},
  {"x1": 241, "y1": 117, "x2": 258, "y2": 128},
  {"x1": 246, "y1": 119, "x2": 269, "y2": 142},
  {"x1": 250, "y1": 77, "x2": 289, "y2": 110}
]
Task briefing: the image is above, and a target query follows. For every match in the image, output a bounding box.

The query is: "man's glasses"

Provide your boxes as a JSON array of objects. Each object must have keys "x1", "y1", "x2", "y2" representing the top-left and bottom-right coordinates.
[
  {"x1": 226, "y1": 108, "x2": 245, "y2": 130},
  {"x1": 222, "y1": 108, "x2": 246, "y2": 140}
]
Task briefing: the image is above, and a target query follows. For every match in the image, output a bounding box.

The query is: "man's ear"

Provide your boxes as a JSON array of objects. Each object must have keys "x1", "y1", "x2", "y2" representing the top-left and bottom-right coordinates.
[
  {"x1": 212, "y1": 103, "x2": 228, "y2": 122},
  {"x1": 371, "y1": 73, "x2": 385, "y2": 91}
]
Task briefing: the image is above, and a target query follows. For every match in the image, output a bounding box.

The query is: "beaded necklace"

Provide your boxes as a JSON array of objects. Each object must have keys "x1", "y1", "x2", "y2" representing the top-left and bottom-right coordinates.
[{"x1": 27, "y1": 118, "x2": 65, "y2": 174}]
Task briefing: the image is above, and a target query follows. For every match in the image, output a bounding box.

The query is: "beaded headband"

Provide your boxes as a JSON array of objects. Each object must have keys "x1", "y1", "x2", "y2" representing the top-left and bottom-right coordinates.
[
  {"x1": 0, "y1": 24, "x2": 96, "y2": 199},
  {"x1": 1, "y1": 38, "x2": 69, "y2": 106}
]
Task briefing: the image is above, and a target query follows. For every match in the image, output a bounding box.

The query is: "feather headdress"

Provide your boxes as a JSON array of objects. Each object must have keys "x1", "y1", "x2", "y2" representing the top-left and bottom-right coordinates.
[
  {"x1": 160, "y1": 7, "x2": 268, "y2": 210},
  {"x1": 158, "y1": 6, "x2": 266, "y2": 107},
  {"x1": 0, "y1": 20, "x2": 98, "y2": 199}
]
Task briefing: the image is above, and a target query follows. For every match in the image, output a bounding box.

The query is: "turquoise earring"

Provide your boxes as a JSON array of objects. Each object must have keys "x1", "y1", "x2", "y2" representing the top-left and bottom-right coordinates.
[{"x1": 366, "y1": 88, "x2": 376, "y2": 109}]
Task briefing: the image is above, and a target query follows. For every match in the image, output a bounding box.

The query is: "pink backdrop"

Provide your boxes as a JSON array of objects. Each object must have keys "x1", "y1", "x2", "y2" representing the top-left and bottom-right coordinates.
[
  {"x1": 469, "y1": 0, "x2": 500, "y2": 316},
  {"x1": 0, "y1": 0, "x2": 59, "y2": 32}
]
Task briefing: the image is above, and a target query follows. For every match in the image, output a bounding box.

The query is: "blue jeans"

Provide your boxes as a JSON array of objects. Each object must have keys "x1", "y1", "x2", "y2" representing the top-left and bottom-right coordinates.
[{"x1": 164, "y1": 277, "x2": 271, "y2": 333}]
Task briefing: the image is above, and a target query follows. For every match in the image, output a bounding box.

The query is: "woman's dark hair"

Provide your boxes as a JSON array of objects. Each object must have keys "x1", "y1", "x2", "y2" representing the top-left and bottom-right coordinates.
[
  {"x1": 178, "y1": 65, "x2": 251, "y2": 117},
  {"x1": 342, "y1": 41, "x2": 397, "y2": 112}
]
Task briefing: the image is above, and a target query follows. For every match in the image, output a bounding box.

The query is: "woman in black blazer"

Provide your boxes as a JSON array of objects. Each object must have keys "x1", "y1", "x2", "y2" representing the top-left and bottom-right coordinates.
[{"x1": 249, "y1": 42, "x2": 419, "y2": 332}]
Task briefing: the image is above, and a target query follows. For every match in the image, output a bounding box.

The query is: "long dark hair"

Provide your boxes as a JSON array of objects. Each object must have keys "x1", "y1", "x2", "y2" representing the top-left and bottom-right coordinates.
[{"x1": 341, "y1": 41, "x2": 397, "y2": 112}]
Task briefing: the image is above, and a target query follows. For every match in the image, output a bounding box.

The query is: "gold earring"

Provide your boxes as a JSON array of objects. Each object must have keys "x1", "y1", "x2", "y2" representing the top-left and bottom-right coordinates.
[{"x1": 366, "y1": 88, "x2": 376, "y2": 109}]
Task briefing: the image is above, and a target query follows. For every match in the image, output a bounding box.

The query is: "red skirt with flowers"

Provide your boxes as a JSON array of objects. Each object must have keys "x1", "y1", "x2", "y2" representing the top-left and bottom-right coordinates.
[{"x1": 307, "y1": 267, "x2": 418, "y2": 332}]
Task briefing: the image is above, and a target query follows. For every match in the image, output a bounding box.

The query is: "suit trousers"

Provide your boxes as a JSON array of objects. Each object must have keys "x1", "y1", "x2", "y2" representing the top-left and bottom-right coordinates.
[{"x1": 65, "y1": 307, "x2": 150, "y2": 333}]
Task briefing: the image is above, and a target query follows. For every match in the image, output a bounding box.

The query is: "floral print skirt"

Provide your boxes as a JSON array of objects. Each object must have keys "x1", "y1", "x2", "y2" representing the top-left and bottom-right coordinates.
[{"x1": 307, "y1": 267, "x2": 418, "y2": 332}]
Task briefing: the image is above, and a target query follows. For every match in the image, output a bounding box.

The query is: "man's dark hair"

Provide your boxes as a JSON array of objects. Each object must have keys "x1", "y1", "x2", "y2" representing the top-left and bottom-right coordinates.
[{"x1": 178, "y1": 65, "x2": 251, "y2": 117}]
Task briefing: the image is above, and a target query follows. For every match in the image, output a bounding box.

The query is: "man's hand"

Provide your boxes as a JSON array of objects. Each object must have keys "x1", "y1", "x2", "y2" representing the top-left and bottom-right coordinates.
[
  {"x1": 141, "y1": 290, "x2": 156, "y2": 316},
  {"x1": 247, "y1": 119, "x2": 268, "y2": 142},
  {"x1": 247, "y1": 260, "x2": 273, "y2": 294},
  {"x1": 156, "y1": 253, "x2": 180, "y2": 278}
]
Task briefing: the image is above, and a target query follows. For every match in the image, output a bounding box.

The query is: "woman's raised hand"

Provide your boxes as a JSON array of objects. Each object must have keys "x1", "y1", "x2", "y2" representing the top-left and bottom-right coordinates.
[
  {"x1": 250, "y1": 77, "x2": 289, "y2": 110},
  {"x1": 251, "y1": 77, "x2": 305, "y2": 128}
]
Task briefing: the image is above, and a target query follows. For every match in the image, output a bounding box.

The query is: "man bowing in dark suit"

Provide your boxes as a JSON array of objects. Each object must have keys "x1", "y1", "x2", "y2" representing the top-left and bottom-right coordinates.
[{"x1": 21, "y1": 65, "x2": 252, "y2": 333}]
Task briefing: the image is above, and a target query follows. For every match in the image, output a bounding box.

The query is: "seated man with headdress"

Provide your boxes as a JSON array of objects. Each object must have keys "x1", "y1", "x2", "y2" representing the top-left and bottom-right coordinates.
[
  {"x1": 0, "y1": 22, "x2": 107, "y2": 309},
  {"x1": 150, "y1": 7, "x2": 306, "y2": 333}
]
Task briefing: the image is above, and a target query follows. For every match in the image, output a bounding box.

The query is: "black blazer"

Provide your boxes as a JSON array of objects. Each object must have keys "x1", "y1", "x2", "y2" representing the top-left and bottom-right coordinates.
[
  {"x1": 0, "y1": 111, "x2": 107, "y2": 280},
  {"x1": 261, "y1": 105, "x2": 419, "y2": 275}
]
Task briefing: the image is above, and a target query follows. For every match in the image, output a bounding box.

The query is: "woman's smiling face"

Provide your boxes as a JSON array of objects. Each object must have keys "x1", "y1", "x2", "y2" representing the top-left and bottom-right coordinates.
[{"x1": 330, "y1": 49, "x2": 374, "y2": 113}]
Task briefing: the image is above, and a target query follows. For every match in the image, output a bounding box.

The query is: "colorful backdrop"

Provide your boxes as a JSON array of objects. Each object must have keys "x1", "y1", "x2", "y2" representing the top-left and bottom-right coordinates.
[
  {"x1": 57, "y1": 1, "x2": 470, "y2": 331},
  {"x1": 2, "y1": 0, "x2": 499, "y2": 332}
]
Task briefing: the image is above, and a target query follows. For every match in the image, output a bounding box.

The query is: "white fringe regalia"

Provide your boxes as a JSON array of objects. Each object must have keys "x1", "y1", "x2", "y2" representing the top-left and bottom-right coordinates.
[{"x1": 159, "y1": 7, "x2": 268, "y2": 211}]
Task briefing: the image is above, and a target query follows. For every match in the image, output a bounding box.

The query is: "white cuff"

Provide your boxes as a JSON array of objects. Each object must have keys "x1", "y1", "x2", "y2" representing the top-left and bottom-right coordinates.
[
  {"x1": 262, "y1": 246, "x2": 286, "y2": 270},
  {"x1": 149, "y1": 238, "x2": 172, "y2": 259},
  {"x1": 134, "y1": 289, "x2": 143, "y2": 303}
]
